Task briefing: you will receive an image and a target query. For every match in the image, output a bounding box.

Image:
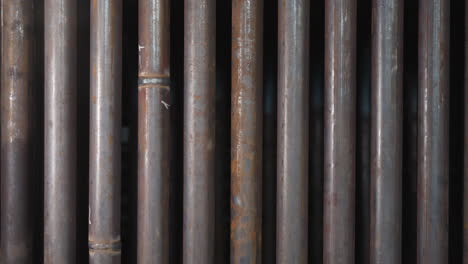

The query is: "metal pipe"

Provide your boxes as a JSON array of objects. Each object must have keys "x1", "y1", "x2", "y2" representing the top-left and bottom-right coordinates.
[
  {"x1": 231, "y1": 0, "x2": 263, "y2": 263},
  {"x1": 276, "y1": 0, "x2": 310, "y2": 263},
  {"x1": 370, "y1": 0, "x2": 403, "y2": 263},
  {"x1": 137, "y1": 0, "x2": 170, "y2": 263},
  {"x1": 323, "y1": 0, "x2": 356, "y2": 263},
  {"x1": 89, "y1": 0, "x2": 122, "y2": 262},
  {"x1": 183, "y1": 0, "x2": 216, "y2": 263},
  {"x1": 417, "y1": 0, "x2": 450, "y2": 263},
  {"x1": 44, "y1": 0, "x2": 77, "y2": 262},
  {"x1": 0, "y1": 0, "x2": 35, "y2": 262}
]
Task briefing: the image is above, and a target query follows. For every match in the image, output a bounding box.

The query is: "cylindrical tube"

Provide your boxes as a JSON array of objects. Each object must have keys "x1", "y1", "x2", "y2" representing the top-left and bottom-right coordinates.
[
  {"x1": 137, "y1": 0, "x2": 170, "y2": 263},
  {"x1": 276, "y1": 0, "x2": 310, "y2": 263},
  {"x1": 417, "y1": 0, "x2": 450, "y2": 263},
  {"x1": 370, "y1": 0, "x2": 404, "y2": 263},
  {"x1": 231, "y1": 0, "x2": 263, "y2": 263},
  {"x1": 323, "y1": 0, "x2": 356, "y2": 263},
  {"x1": 44, "y1": 0, "x2": 77, "y2": 262},
  {"x1": 183, "y1": 0, "x2": 216, "y2": 263},
  {"x1": 0, "y1": 1, "x2": 35, "y2": 262},
  {"x1": 89, "y1": 0, "x2": 122, "y2": 262}
]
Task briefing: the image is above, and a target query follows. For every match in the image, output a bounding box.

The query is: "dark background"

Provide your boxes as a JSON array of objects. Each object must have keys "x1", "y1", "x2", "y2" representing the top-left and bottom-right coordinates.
[{"x1": 21, "y1": 0, "x2": 466, "y2": 263}]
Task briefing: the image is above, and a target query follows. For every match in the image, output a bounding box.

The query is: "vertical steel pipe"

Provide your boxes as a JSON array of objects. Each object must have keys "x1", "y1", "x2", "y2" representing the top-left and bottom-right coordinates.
[
  {"x1": 417, "y1": 0, "x2": 450, "y2": 263},
  {"x1": 183, "y1": 0, "x2": 216, "y2": 263},
  {"x1": 0, "y1": 0, "x2": 35, "y2": 262},
  {"x1": 276, "y1": 0, "x2": 310, "y2": 263},
  {"x1": 137, "y1": 0, "x2": 170, "y2": 263},
  {"x1": 324, "y1": 0, "x2": 356, "y2": 263},
  {"x1": 44, "y1": 0, "x2": 77, "y2": 262},
  {"x1": 89, "y1": 0, "x2": 122, "y2": 262},
  {"x1": 231, "y1": 0, "x2": 263, "y2": 263},
  {"x1": 370, "y1": 0, "x2": 403, "y2": 263}
]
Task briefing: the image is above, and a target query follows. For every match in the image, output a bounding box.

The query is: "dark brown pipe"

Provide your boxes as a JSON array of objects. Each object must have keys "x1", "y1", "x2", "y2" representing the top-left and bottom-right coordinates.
[
  {"x1": 417, "y1": 0, "x2": 450, "y2": 263},
  {"x1": 89, "y1": 0, "x2": 122, "y2": 262},
  {"x1": 183, "y1": 0, "x2": 216, "y2": 263},
  {"x1": 231, "y1": 0, "x2": 263, "y2": 263},
  {"x1": 370, "y1": 0, "x2": 404, "y2": 263},
  {"x1": 137, "y1": 0, "x2": 170, "y2": 263},
  {"x1": 276, "y1": 0, "x2": 310, "y2": 263},
  {"x1": 323, "y1": 0, "x2": 356, "y2": 263},
  {"x1": 0, "y1": 1, "x2": 35, "y2": 262},
  {"x1": 44, "y1": 0, "x2": 77, "y2": 262}
]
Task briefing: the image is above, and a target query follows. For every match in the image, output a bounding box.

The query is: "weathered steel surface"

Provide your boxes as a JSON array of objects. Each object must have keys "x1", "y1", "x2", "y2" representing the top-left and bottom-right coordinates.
[
  {"x1": 230, "y1": 0, "x2": 263, "y2": 263},
  {"x1": 137, "y1": 0, "x2": 170, "y2": 263},
  {"x1": 0, "y1": 0, "x2": 35, "y2": 262},
  {"x1": 417, "y1": 0, "x2": 450, "y2": 263},
  {"x1": 183, "y1": 0, "x2": 216, "y2": 263},
  {"x1": 89, "y1": 0, "x2": 123, "y2": 262},
  {"x1": 44, "y1": 0, "x2": 77, "y2": 262},
  {"x1": 370, "y1": 0, "x2": 404, "y2": 263},
  {"x1": 276, "y1": 0, "x2": 310, "y2": 263},
  {"x1": 323, "y1": 0, "x2": 356, "y2": 263}
]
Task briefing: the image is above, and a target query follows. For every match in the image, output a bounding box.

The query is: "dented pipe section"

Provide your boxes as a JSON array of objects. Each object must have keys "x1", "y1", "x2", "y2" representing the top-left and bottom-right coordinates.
[
  {"x1": 417, "y1": 0, "x2": 450, "y2": 263},
  {"x1": 183, "y1": 0, "x2": 216, "y2": 263},
  {"x1": 370, "y1": 0, "x2": 404, "y2": 263},
  {"x1": 323, "y1": 0, "x2": 357, "y2": 263},
  {"x1": 89, "y1": 0, "x2": 123, "y2": 262},
  {"x1": 230, "y1": 0, "x2": 264, "y2": 263},
  {"x1": 137, "y1": 0, "x2": 171, "y2": 263},
  {"x1": 276, "y1": 0, "x2": 310, "y2": 263},
  {"x1": 0, "y1": 0, "x2": 35, "y2": 262}
]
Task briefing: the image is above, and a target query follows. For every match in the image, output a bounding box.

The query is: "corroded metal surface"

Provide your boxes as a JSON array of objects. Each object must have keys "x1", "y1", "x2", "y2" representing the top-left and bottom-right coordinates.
[
  {"x1": 137, "y1": 0, "x2": 170, "y2": 263},
  {"x1": 0, "y1": 0, "x2": 35, "y2": 262},
  {"x1": 89, "y1": 0, "x2": 123, "y2": 262},
  {"x1": 183, "y1": 0, "x2": 216, "y2": 263},
  {"x1": 230, "y1": 0, "x2": 263, "y2": 263},
  {"x1": 276, "y1": 0, "x2": 310, "y2": 263},
  {"x1": 370, "y1": 0, "x2": 404, "y2": 263},
  {"x1": 417, "y1": 0, "x2": 450, "y2": 263},
  {"x1": 323, "y1": 0, "x2": 356, "y2": 263},
  {"x1": 44, "y1": 0, "x2": 77, "y2": 262}
]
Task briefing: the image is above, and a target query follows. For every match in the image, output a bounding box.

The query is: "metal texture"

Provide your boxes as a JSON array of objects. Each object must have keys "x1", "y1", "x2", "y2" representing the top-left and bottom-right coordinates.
[
  {"x1": 137, "y1": 0, "x2": 170, "y2": 263},
  {"x1": 417, "y1": 0, "x2": 450, "y2": 263},
  {"x1": 323, "y1": 0, "x2": 356, "y2": 263},
  {"x1": 0, "y1": 0, "x2": 35, "y2": 262},
  {"x1": 231, "y1": 0, "x2": 263, "y2": 263},
  {"x1": 44, "y1": 0, "x2": 77, "y2": 262},
  {"x1": 183, "y1": 0, "x2": 216, "y2": 263},
  {"x1": 89, "y1": 0, "x2": 123, "y2": 262},
  {"x1": 370, "y1": 0, "x2": 404, "y2": 263},
  {"x1": 276, "y1": 0, "x2": 310, "y2": 263}
]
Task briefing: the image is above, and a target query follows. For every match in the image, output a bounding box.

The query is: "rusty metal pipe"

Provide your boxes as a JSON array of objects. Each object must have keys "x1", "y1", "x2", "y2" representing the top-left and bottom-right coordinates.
[
  {"x1": 44, "y1": 0, "x2": 77, "y2": 262},
  {"x1": 89, "y1": 0, "x2": 122, "y2": 262},
  {"x1": 417, "y1": 0, "x2": 450, "y2": 263},
  {"x1": 230, "y1": 0, "x2": 263, "y2": 263},
  {"x1": 183, "y1": 0, "x2": 216, "y2": 263},
  {"x1": 276, "y1": 0, "x2": 310, "y2": 263},
  {"x1": 323, "y1": 0, "x2": 356, "y2": 263},
  {"x1": 137, "y1": 0, "x2": 170, "y2": 263},
  {"x1": 0, "y1": 0, "x2": 35, "y2": 262},
  {"x1": 370, "y1": 0, "x2": 403, "y2": 263}
]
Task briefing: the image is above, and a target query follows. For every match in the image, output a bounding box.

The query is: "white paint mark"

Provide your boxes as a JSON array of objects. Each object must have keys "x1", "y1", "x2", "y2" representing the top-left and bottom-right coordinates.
[{"x1": 161, "y1": 101, "x2": 170, "y2": 109}]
